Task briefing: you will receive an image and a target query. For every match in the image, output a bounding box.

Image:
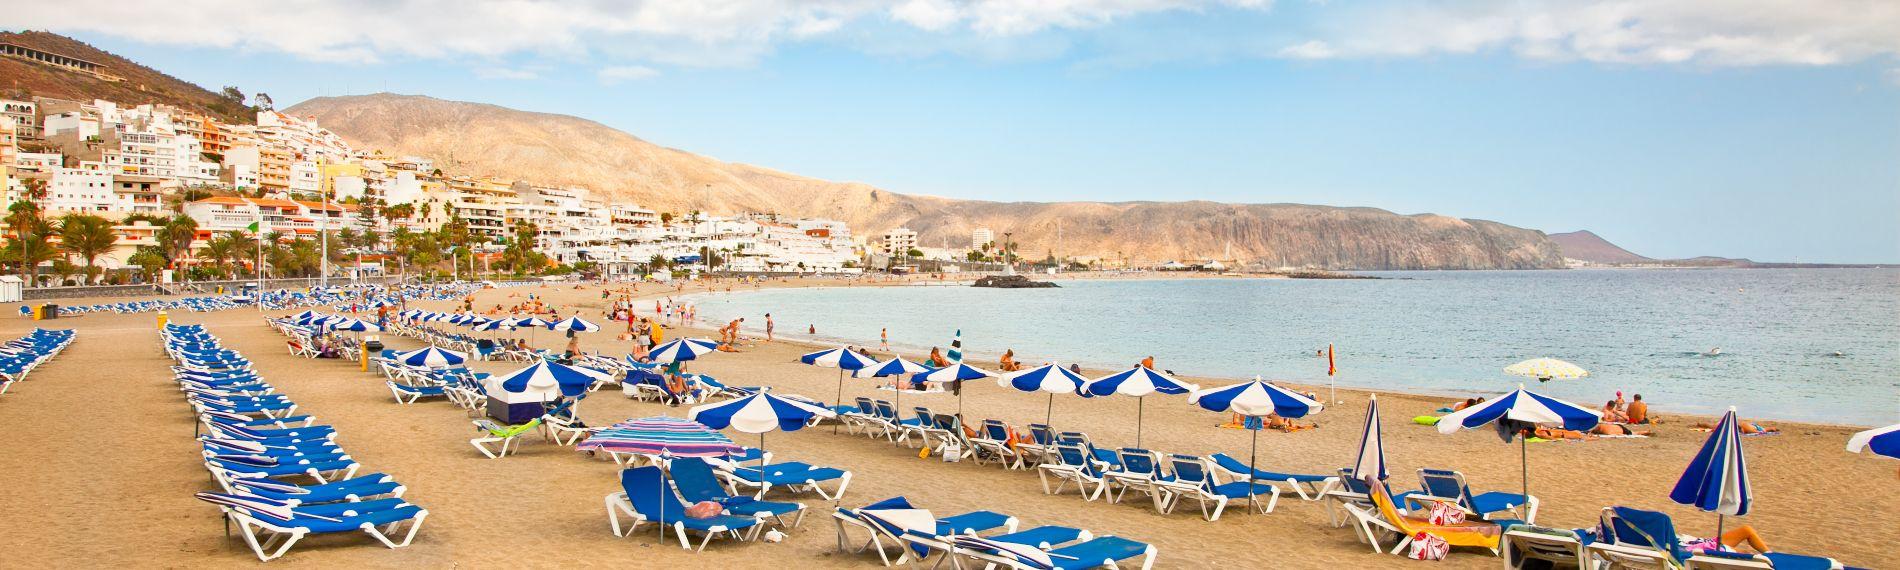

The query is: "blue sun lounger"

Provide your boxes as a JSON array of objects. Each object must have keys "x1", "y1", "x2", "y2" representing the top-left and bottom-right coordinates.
[
  {"x1": 832, "y1": 496, "x2": 1018, "y2": 567},
  {"x1": 1156, "y1": 454, "x2": 1279, "y2": 520},
  {"x1": 225, "y1": 473, "x2": 406, "y2": 505},
  {"x1": 1209, "y1": 453, "x2": 1342, "y2": 502},
  {"x1": 717, "y1": 459, "x2": 853, "y2": 501},
  {"x1": 604, "y1": 466, "x2": 765, "y2": 551},
  {"x1": 1414, "y1": 468, "x2": 1538, "y2": 523},
  {"x1": 671, "y1": 457, "x2": 807, "y2": 527},
  {"x1": 195, "y1": 492, "x2": 427, "y2": 562},
  {"x1": 1589, "y1": 507, "x2": 1843, "y2": 570},
  {"x1": 953, "y1": 530, "x2": 1158, "y2": 570}
]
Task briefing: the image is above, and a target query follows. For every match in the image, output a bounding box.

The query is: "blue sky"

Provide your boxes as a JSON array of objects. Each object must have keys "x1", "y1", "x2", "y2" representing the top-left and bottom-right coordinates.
[{"x1": 11, "y1": 1, "x2": 1898, "y2": 262}]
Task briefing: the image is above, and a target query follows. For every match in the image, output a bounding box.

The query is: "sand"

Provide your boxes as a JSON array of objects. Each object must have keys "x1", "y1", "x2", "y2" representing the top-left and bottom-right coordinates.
[{"x1": 0, "y1": 277, "x2": 1892, "y2": 569}]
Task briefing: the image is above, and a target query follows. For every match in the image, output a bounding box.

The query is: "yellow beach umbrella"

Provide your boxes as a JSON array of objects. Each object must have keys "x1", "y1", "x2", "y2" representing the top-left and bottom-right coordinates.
[{"x1": 1505, "y1": 358, "x2": 1589, "y2": 382}]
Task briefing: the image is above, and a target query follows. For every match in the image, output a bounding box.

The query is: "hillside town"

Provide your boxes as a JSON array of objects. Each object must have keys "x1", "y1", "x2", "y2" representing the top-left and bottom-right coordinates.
[{"x1": 0, "y1": 90, "x2": 872, "y2": 286}]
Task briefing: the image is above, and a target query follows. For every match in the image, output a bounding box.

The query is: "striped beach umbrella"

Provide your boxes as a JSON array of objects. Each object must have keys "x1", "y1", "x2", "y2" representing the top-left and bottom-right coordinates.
[
  {"x1": 509, "y1": 316, "x2": 552, "y2": 328},
  {"x1": 575, "y1": 416, "x2": 741, "y2": 457},
  {"x1": 801, "y1": 346, "x2": 880, "y2": 430},
  {"x1": 649, "y1": 338, "x2": 720, "y2": 363},
  {"x1": 1351, "y1": 394, "x2": 1388, "y2": 481},
  {"x1": 689, "y1": 392, "x2": 837, "y2": 458},
  {"x1": 999, "y1": 362, "x2": 1090, "y2": 427},
  {"x1": 1084, "y1": 366, "x2": 1197, "y2": 447},
  {"x1": 476, "y1": 318, "x2": 515, "y2": 332},
  {"x1": 1671, "y1": 406, "x2": 1751, "y2": 539},
  {"x1": 1505, "y1": 358, "x2": 1590, "y2": 383},
  {"x1": 912, "y1": 362, "x2": 994, "y2": 424},
  {"x1": 857, "y1": 357, "x2": 932, "y2": 444},
  {"x1": 394, "y1": 346, "x2": 467, "y2": 368},
  {"x1": 1191, "y1": 377, "x2": 1324, "y2": 503},
  {"x1": 947, "y1": 329, "x2": 963, "y2": 363},
  {"x1": 493, "y1": 360, "x2": 614, "y2": 399},
  {"x1": 1436, "y1": 384, "x2": 1600, "y2": 500},
  {"x1": 551, "y1": 316, "x2": 601, "y2": 333},
  {"x1": 327, "y1": 318, "x2": 382, "y2": 332},
  {"x1": 1847, "y1": 423, "x2": 1900, "y2": 459}
]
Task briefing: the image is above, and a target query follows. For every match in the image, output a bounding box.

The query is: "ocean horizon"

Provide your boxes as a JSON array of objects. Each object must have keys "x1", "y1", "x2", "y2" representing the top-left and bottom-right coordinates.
[{"x1": 687, "y1": 268, "x2": 1900, "y2": 427}]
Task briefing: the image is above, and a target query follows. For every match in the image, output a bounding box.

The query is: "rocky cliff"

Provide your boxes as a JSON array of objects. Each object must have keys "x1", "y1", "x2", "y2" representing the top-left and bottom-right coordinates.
[{"x1": 287, "y1": 93, "x2": 1565, "y2": 270}]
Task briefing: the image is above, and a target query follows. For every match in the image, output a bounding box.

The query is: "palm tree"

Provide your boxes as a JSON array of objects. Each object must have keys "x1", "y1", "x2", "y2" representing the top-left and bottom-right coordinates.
[
  {"x1": 198, "y1": 235, "x2": 236, "y2": 277},
  {"x1": 57, "y1": 214, "x2": 119, "y2": 284},
  {"x1": 159, "y1": 214, "x2": 199, "y2": 280},
  {"x1": 2, "y1": 222, "x2": 57, "y2": 287}
]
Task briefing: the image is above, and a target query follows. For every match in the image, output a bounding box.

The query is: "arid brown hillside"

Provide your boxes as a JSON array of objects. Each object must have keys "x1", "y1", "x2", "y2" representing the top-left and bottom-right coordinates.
[
  {"x1": 289, "y1": 93, "x2": 1564, "y2": 270},
  {"x1": 0, "y1": 30, "x2": 252, "y2": 123}
]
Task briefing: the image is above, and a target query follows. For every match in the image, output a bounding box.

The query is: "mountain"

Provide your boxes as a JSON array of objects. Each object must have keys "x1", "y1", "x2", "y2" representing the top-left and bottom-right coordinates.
[
  {"x1": 287, "y1": 93, "x2": 1565, "y2": 270},
  {"x1": 0, "y1": 30, "x2": 252, "y2": 124},
  {"x1": 1548, "y1": 230, "x2": 1653, "y2": 264}
]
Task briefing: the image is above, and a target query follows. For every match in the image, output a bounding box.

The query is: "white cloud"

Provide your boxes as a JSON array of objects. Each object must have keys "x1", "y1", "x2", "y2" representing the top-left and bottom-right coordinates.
[
  {"x1": 890, "y1": 0, "x2": 964, "y2": 31},
  {"x1": 473, "y1": 66, "x2": 539, "y2": 80},
  {"x1": 1283, "y1": 0, "x2": 1900, "y2": 67},
  {"x1": 597, "y1": 65, "x2": 660, "y2": 84},
  {"x1": 4, "y1": 0, "x2": 1895, "y2": 71},
  {"x1": 1277, "y1": 40, "x2": 1334, "y2": 59}
]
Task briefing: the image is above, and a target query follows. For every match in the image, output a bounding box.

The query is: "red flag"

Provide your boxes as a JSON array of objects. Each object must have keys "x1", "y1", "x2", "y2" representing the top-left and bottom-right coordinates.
[{"x1": 1327, "y1": 343, "x2": 1336, "y2": 377}]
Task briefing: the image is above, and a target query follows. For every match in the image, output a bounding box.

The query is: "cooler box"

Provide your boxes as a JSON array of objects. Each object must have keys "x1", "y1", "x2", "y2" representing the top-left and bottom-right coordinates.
[
  {"x1": 38, "y1": 304, "x2": 58, "y2": 320},
  {"x1": 487, "y1": 397, "x2": 547, "y2": 424}
]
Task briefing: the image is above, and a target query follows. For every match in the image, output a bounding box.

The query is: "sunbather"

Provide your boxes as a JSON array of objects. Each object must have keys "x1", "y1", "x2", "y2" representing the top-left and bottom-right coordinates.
[
  {"x1": 1693, "y1": 419, "x2": 1778, "y2": 434},
  {"x1": 1592, "y1": 423, "x2": 1651, "y2": 436},
  {"x1": 1601, "y1": 400, "x2": 1629, "y2": 423},
  {"x1": 1626, "y1": 394, "x2": 1653, "y2": 424},
  {"x1": 1524, "y1": 426, "x2": 1596, "y2": 441}
]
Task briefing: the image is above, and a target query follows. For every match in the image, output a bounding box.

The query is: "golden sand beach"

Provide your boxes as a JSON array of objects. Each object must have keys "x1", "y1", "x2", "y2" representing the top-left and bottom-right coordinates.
[{"x1": 0, "y1": 278, "x2": 1891, "y2": 569}]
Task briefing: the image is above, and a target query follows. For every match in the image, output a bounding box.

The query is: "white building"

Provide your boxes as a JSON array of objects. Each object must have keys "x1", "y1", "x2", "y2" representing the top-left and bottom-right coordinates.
[
  {"x1": 289, "y1": 161, "x2": 320, "y2": 196},
  {"x1": 881, "y1": 227, "x2": 918, "y2": 256},
  {"x1": 972, "y1": 227, "x2": 993, "y2": 250}
]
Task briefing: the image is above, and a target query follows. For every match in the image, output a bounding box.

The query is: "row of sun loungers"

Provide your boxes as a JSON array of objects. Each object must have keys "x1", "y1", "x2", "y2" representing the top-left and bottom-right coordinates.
[
  {"x1": 605, "y1": 458, "x2": 815, "y2": 551},
  {"x1": 834, "y1": 496, "x2": 1159, "y2": 569},
  {"x1": 163, "y1": 323, "x2": 428, "y2": 562},
  {"x1": 0, "y1": 328, "x2": 73, "y2": 394},
  {"x1": 1501, "y1": 506, "x2": 1849, "y2": 570}
]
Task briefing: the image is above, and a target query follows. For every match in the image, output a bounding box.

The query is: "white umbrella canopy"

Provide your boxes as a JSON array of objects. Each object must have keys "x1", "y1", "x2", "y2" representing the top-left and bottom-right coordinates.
[{"x1": 1505, "y1": 358, "x2": 1589, "y2": 382}]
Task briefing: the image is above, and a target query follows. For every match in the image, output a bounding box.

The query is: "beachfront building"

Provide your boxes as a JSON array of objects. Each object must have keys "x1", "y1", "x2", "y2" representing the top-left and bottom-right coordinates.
[
  {"x1": 972, "y1": 227, "x2": 993, "y2": 250},
  {"x1": 184, "y1": 196, "x2": 361, "y2": 238},
  {"x1": 881, "y1": 227, "x2": 918, "y2": 256}
]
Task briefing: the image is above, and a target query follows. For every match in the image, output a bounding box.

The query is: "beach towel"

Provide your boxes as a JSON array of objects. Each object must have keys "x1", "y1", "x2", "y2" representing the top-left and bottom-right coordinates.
[
  {"x1": 1408, "y1": 532, "x2": 1451, "y2": 560},
  {"x1": 1413, "y1": 415, "x2": 1441, "y2": 426}
]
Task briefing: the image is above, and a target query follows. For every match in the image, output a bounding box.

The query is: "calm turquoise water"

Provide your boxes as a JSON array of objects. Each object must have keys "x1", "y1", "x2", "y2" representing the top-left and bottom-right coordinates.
[{"x1": 688, "y1": 269, "x2": 1900, "y2": 426}]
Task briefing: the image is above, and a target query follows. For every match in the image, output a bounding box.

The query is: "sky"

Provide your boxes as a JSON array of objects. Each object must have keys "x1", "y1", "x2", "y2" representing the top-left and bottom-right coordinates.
[{"x1": 7, "y1": 1, "x2": 1898, "y2": 263}]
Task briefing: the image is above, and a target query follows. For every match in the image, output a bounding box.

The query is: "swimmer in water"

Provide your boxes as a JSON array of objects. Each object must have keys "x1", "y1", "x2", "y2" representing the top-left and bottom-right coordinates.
[{"x1": 1705, "y1": 347, "x2": 1722, "y2": 356}]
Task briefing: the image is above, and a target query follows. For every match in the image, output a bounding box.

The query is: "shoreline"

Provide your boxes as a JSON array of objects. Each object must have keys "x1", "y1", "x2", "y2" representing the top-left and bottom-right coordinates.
[{"x1": 665, "y1": 279, "x2": 1888, "y2": 431}]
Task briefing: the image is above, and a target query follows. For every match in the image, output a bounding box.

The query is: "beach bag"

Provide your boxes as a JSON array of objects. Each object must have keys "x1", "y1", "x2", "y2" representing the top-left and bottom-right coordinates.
[
  {"x1": 941, "y1": 441, "x2": 963, "y2": 462},
  {"x1": 1407, "y1": 532, "x2": 1450, "y2": 560},
  {"x1": 684, "y1": 501, "x2": 722, "y2": 519},
  {"x1": 1426, "y1": 501, "x2": 1466, "y2": 525}
]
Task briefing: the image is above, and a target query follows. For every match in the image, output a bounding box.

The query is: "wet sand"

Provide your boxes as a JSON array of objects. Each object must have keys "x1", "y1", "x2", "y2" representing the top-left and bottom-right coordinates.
[{"x1": 0, "y1": 278, "x2": 1891, "y2": 569}]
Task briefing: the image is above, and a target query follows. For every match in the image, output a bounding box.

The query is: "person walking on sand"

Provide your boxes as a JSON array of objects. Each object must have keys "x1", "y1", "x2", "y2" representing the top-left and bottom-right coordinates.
[
  {"x1": 880, "y1": 328, "x2": 890, "y2": 353},
  {"x1": 764, "y1": 313, "x2": 775, "y2": 342}
]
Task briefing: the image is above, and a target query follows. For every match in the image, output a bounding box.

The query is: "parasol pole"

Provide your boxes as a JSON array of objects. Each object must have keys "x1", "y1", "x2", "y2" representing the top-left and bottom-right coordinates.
[
  {"x1": 1044, "y1": 393, "x2": 1053, "y2": 427},
  {"x1": 1136, "y1": 396, "x2": 1145, "y2": 448},
  {"x1": 833, "y1": 368, "x2": 844, "y2": 434},
  {"x1": 1248, "y1": 422, "x2": 1260, "y2": 512}
]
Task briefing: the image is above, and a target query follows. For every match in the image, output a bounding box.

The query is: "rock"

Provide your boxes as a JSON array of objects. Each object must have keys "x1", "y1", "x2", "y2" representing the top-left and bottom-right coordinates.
[{"x1": 973, "y1": 275, "x2": 1059, "y2": 288}]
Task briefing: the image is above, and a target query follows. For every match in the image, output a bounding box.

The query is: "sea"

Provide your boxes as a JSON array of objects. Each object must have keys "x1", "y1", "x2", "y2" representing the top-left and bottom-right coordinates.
[{"x1": 684, "y1": 269, "x2": 1900, "y2": 427}]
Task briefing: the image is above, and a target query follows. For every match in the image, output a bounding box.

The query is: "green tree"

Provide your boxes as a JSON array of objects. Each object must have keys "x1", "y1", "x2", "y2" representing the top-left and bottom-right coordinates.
[
  {"x1": 197, "y1": 234, "x2": 237, "y2": 277},
  {"x1": 58, "y1": 214, "x2": 119, "y2": 284},
  {"x1": 384, "y1": 203, "x2": 415, "y2": 220},
  {"x1": 128, "y1": 246, "x2": 168, "y2": 282}
]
